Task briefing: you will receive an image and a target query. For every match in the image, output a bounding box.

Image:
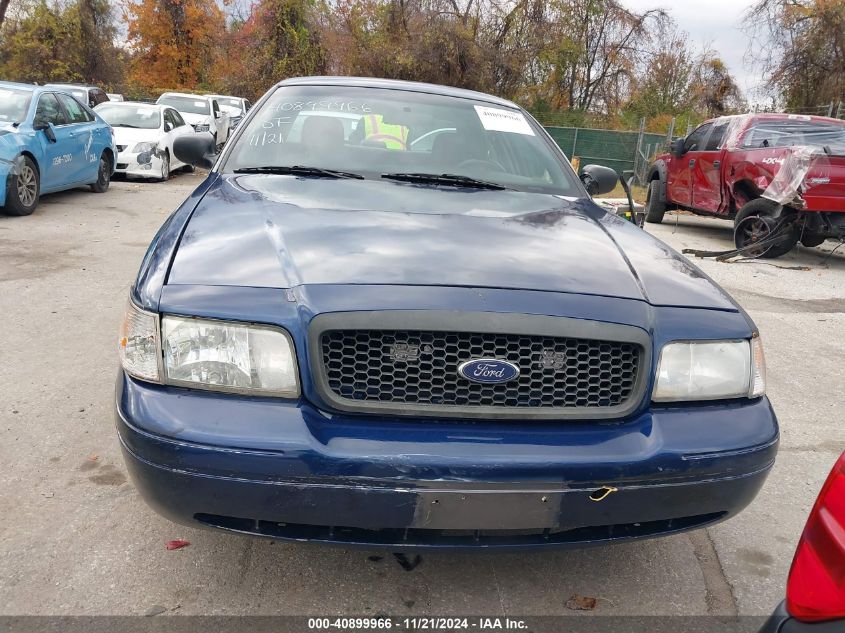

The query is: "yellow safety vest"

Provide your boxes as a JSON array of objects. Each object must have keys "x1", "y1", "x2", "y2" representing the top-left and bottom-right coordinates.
[{"x1": 363, "y1": 114, "x2": 408, "y2": 150}]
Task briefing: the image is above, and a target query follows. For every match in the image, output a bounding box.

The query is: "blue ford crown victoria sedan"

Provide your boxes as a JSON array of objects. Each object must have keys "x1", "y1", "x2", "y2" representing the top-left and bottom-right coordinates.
[
  {"x1": 0, "y1": 81, "x2": 114, "y2": 215},
  {"x1": 117, "y1": 77, "x2": 778, "y2": 548}
]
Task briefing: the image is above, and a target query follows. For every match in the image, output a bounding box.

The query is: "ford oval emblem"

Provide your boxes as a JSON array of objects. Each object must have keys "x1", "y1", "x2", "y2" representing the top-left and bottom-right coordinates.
[{"x1": 457, "y1": 358, "x2": 520, "y2": 384}]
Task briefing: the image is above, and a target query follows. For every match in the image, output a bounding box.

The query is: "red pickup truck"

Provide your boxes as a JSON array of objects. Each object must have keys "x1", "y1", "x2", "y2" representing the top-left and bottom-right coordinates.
[{"x1": 644, "y1": 113, "x2": 845, "y2": 257}]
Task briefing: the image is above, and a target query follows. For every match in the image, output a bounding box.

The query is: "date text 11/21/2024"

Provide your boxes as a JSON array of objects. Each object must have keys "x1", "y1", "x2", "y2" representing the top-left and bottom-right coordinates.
[{"x1": 307, "y1": 617, "x2": 529, "y2": 630}]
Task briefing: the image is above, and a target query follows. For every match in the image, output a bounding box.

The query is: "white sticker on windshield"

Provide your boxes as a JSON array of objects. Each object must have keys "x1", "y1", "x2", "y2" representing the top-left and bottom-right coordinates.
[
  {"x1": 474, "y1": 106, "x2": 535, "y2": 136},
  {"x1": 194, "y1": 101, "x2": 207, "y2": 108}
]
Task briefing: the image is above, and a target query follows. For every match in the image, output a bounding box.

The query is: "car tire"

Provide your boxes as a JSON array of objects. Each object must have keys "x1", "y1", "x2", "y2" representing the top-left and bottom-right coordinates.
[
  {"x1": 182, "y1": 163, "x2": 195, "y2": 174},
  {"x1": 3, "y1": 155, "x2": 39, "y2": 216},
  {"x1": 733, "y1": 198, "x2": 799, "y2": 258},
  {"x1": 159, "y1": 151, "x2": 170, "y2": 182},
  {"x1": 644, "y1": 180, "x2": 666, "y2": 224},
  {"x1": 90, "y1": 152, "x2": 111, "y2": 193}
]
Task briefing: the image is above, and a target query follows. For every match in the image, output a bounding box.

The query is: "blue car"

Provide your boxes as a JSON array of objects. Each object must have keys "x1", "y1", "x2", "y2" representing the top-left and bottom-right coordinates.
[
  {"x1": 116, "y1": 77, "x2": 778, "y2": 549},
  {"x1": 0, "y1": 81, "x2": 115, "y2": 216}
]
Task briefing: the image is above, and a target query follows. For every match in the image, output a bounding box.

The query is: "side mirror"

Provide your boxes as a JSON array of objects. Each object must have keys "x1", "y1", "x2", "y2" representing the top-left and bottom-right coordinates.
[
  {"x1": 164, "y1": 122, "x2": 173, "y2": 133},
  {"x1": 670, "y1": 138, "x2": 686, "y2": 158},
  {"x1": 34, "y1": 121, "x2": 57, "y2": 143},
  {"x1": 579, "y1": 164, "x2": 618, "y2": 196},
  {"x1": 174, "y1": 132, "x2": 216, "y2": 169}
]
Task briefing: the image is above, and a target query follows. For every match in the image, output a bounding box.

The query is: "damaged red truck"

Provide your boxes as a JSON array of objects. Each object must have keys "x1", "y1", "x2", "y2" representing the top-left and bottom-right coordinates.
[{"x1": 644, "y1": 113, "x2": 845, "y2": 257}]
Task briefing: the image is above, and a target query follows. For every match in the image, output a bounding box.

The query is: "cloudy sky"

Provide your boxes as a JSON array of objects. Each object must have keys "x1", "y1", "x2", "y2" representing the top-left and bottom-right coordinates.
[{"x1": 623, "y1": 0, "x2": 765, "y2": 102}]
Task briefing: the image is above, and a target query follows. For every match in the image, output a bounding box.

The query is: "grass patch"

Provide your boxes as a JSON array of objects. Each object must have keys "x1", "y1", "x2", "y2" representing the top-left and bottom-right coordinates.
[{"x1": 596, "y1": 182, "x2": 647, "y2": 203}]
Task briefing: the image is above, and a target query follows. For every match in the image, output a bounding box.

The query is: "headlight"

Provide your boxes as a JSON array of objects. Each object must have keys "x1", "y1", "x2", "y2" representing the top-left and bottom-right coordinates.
[
  {"x1": 161, "y1": 316, "x2": 299, "y2": 397},
  {"x1": 118, "y1": 300, "x2": 161, "y2": 382},
  {"x1": 653, "y1": 337, "x2": 766, "y2": 402},
  {"x1": 132, "y1": 141, "x2": 157, "y2": 153},
  {"x1": 194, "y1": 123, "x2": 210, "y2": 132}
]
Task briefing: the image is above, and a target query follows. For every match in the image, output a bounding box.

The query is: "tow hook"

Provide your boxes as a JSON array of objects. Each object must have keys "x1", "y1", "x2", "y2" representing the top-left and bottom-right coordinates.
[{"x1": 589, "y1": 486, "x2": 618, "y2": 502}]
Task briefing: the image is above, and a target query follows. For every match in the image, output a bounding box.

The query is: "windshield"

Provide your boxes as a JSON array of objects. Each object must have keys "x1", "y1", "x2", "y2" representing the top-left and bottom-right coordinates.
[
  {"x1": 224, "y1": 85, "x2": 582, "y2": 196},
  {"x1": 0, "y1": 87, "x2": 32, "y2": 124},
  {"x1": 212, "y1": 97, "x2": 242, "y2": 110},
  {"x1": 96, "y1": 104, "x2": 161, "y2": 129},
  {"x1": 158, "y1": 95, "x2": 210, "y2": 115},
  {"x1": 740, "y1": 119, "x2": 845, "y2": 153},
  {"x1": 49, "y1": 86, "x2": 86, "y2": 101}
]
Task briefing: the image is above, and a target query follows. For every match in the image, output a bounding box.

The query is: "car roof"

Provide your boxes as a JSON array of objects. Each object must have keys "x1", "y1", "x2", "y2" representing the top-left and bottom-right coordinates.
[
  {"x1": 160, "y1": 92, "x2": 210, "y2": 100},
  {"x1": 0, "y1": 80, "x2": 42, "y2": 93},
  {"x1": 45, "y1": 83, "x2": 97, "y2": 90},
  {"x1": 748, "y1": 112, "x2": 845, "y2": 125},
  {"x1": 99, "y1": 101, "x2": 163, "y2": 110},
  {"x1": 98, "y1": 101, "x2": 166, "y2": 110},
  {"x1": 275, "y1": 76, "x2": 519, "y2": 109}
]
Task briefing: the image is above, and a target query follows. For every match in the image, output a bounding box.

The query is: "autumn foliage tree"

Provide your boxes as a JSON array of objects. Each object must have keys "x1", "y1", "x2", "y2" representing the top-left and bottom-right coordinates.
[
  {"x1": 0, "y1": 0, "x2": 121, "y2": 86},
  {"x1": 224, "y1": 0, "x2": 326, "y2": 101},
  {"x1": 0, "y1": 0, "x2": 747, "y2": 131},
  {"x1": 124, "y1": 0, "x2": 227, "y2": 92}
]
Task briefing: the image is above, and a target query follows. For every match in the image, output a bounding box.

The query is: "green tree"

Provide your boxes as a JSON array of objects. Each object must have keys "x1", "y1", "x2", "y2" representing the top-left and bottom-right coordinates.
[{"x1": 0, "y1": 1, "x2": 81, "y2": 84}]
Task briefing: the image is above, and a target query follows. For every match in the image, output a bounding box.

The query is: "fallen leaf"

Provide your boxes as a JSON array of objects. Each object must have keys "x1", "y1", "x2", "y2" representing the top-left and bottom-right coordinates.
[
  {"x1": 87, "y1": 454, "x2": 98, "y2": 462},
  {"x1": 165, "y1": 539, "x2": 190, "y2": 550},
  {"x1": 565, "y1": 594, "x2": 598, "y2": 611}
]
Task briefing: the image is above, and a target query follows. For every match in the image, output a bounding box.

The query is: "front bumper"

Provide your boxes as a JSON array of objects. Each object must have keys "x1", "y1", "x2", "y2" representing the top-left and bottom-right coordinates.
[
  {"x1": 116, "y1": 372, "x2": 778, "y2": 548},
  {"x1": 0, "y1": 157, "x2": 13, "y2": 207},
  {"x1": 115, "y1": 150, "x2": 163, "y2": 178},
  {"x1": 758, "y1": 601, "x2": 843, "y2": 633}
]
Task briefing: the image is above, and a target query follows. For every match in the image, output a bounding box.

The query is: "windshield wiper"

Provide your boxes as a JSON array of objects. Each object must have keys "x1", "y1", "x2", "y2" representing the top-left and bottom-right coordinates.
[
  {"x1": 114, "y1": 124, "x2": 143, "y2": 129},
  {"x1": 381, "y1": 172, "x2": 509, "y2": 190},
  {"x1": 233, "y1": 165, "x2": 364, "y2": 179}
]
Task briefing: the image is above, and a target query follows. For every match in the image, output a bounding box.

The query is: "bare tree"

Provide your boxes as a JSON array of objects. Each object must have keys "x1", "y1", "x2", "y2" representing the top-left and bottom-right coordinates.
[{"x1": 745, "y1": 0, "x2": 845, "y2": 110}]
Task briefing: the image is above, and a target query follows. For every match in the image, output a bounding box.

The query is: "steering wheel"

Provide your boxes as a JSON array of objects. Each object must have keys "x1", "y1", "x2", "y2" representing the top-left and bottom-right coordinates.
[{"x1": 455, "y1": 158, "x2": 505, "y2": 172}]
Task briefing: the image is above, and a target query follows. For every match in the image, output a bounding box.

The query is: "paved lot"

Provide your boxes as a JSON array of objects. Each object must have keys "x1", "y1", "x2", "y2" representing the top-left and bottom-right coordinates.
[{"x1": 0, "y1": 175, "x2": 843, "y2": 617}]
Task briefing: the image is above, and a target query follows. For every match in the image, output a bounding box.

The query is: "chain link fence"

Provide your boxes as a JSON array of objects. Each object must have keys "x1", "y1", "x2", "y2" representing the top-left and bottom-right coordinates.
[{"x1": 541, "y1": 124, "x2": 669, "y2": 183}]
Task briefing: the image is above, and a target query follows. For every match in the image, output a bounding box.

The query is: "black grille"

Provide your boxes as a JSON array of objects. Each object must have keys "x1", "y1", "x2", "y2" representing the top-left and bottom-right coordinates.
[{"x1": 320, "y1": 330, "x2": 641, "y2": 411}]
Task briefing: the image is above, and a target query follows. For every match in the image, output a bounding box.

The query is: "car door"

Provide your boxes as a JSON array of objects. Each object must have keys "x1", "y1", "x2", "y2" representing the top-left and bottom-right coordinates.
[
  {"x1": 56, "y1": 93, "x2": 99, "y2": 183},
  {"x1": 666, "y1": 122, "x2": 713, "y2": 208},
  {"x1": 32, "y1": 93, "x2": 77, "y2": 191},
  {"x1": 691, "y1": 118, "x2": 730, "y2": 214},
  {"x1": 211, "y1": 99, "x2": 228, "y2": 143}
]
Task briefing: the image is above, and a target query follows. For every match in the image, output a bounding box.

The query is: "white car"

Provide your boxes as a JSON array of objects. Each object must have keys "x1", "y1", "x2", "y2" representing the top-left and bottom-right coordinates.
[
  {"x1": 205, "y1": 94, "x2": 251, "y2": 132},
  {"x1": 94, "y1": 102, "x2": 196, "y2": 181},
  {"x1": 156, "y1": 92, "x2": 229, "y2": 148}
]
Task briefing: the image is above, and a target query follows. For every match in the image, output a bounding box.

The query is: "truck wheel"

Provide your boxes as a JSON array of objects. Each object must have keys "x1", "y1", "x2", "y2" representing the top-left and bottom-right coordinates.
[
  {"x1": 3, "y1": 155, "x2": 39, "y2": 216},
  {"x1": 733, "y1": 198, "x2": 799, "y2": 258},
  {"x1": 644, "y1": 180, "x2": 666, "y2": 224}
]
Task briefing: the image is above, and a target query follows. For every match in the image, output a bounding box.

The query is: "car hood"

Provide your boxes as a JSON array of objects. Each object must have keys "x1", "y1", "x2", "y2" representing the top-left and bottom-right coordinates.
[
  {"x1": 179, "y1": 112, "x2": 211, "y2": 126},
  {"x1": 112, "y1": 126, "x2": 161, "y2": 147},
  {"x1": 167, "y1": 175, "x2": 737, "y2": 310}
]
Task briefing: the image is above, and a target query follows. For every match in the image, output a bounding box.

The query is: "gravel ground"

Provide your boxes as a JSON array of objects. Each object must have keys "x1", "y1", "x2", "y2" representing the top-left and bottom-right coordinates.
[{"x1": 0, "y1": 175, "x2": 843, "y2": 618}]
